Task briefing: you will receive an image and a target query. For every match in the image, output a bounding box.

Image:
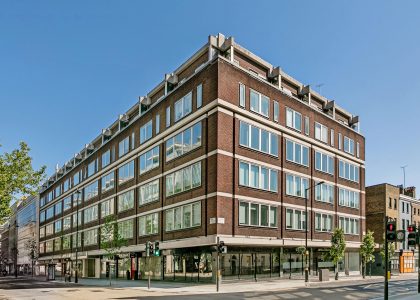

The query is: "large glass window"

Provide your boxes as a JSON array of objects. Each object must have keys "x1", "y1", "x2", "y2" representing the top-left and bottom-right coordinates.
[
  {"x1": 285, "y1": 139, "x2": 309, "y2": 166},
  {"x1": 102, "y1": 149, "x2": 111, "y2": 168},
  {"x1": 286, "y1": 107, "x2": 302, "y2": 131},
  {"x1": 62, "y1": 236, "x2": 71, "y2": 250},
  {"x1": 72, "y1": 232, "x2": 82, "y2": 248},
  {"x1": 63, "y1": 178, "x2": 70, "y2": 193},
  {"x1": 166, "y1": 162, "x2": 201, "y2": 197},
  {"x1": 46, "y1": 223, "x2": 54, "y2": 236},
  {"x1": 55, "y1": 201, "x2": 62, "y2": 216},
  {"x1": 101, "y1": 172, "x2": 115, "y2": 193},
  {"x1": 139, "y1": 179, "x2": 159, "y2": 206},
  {"x1": 84, "y1": 205, "x2": 98, "y2": 224},
  {"x1": 315, "y1": 213, "x2": 333, "y2": 232},
  {"x1": 54, "y1": 220, "x2": 62, "y2": 233},
  {"x1": 84, "y1": 229, "x2": 98, "y2": 246},
  {"x1": 72, "y1": 211, "x2": 82, "y2": 227},
  {"x1": 339, "y1": 217, "x2": 359, "y2": 235},
  {"x1": 139, "y1": 146, "x2": 159, "y2": 174},
  {"x1": 63, "y1": 216, "x2": 71, "y2": 231},
  {"x1": 101, "y1": 198, "x2": 114, "y2": 218},
  {"x1": 315, "y1": 182, "x2": 335, "y2": 204},
  {"x1": 84, "y1": 180, "x2": 99, "y2": 201},
  {"x1": 55, "y1": 185, "x2": 61, "y2": 198},
  {"x1": 285, "y1": 174, "x2": 309, "y2": 197},
  {"x1": 118, "y1": 219, "x2": 134, "y2": 239},
  {"x1": 139, "y1": 213, "x2": 159, "y2": 236},
  {"x1": 339, "y1": 160, "x2": 359, "y2": 182},
  {"x1": 140, "y1": 120, "x2": 153, "y2": 144},
  {"x1": 174, "y1": 92, "x2": 192, "y2": 122},
  {"x1": 166, "y1": 122, "x2": 202, "y2": 161},
  {"x1": 119, "y1": 136, "x2": 130, "y2": 158},
  {"x1": 315, "y1": 151, "x2": 334, "y2": 174},
  {"x1": 239, "y1": 121, "x2": 278, "y2": 156},
  {"x1": 344, "y1": 136, "x2": 355, "y2": 155},
  {"x1": 339, "y1": 188, "x2": 360, "y2": 209},
  {"x1": 165, "y1": 201, "x2": 201, "y2": 231},
  {"x1": 73, "y1": 171, "x2": 81, "y2": 187},
  {"x1": 239, "y1": 201, "x2": 277, "y2": 227},
  {"x1": 118, "y1": 189, "x2": 135, "y2": 212},
  {"x1": 46, "y1": 207, "x2": 54, "y2": 220},
  {"x1": 239, "y1": 161, "x2": 278, "y2": 192},
  {"x1": 315, "y1": 122, "x2": 328, "y2": 143},
  {"x1": 286, "y1": 209, "x2": 307, "y2": 230},
  {"x1": 87, "y1": 159, "x2": 98, "y2": 177},
  {"x1": 250, "y1": 89, "x2": 269, "y2": 117},
  {"x1": 63, "y1": 197, "x2": 71, "y2": 211},
  {"x1": 118, "y1": 160, "x2": 135, "y2": 184}
]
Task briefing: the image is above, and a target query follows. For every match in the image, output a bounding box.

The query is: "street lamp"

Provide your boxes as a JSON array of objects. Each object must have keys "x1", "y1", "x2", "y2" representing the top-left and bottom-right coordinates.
[
  {"x1": 74, "y1": 189, "x2": 81, "y2": 283},
  {"x1": 304, "y1": 181, "x2": 324, "y2": 283}
]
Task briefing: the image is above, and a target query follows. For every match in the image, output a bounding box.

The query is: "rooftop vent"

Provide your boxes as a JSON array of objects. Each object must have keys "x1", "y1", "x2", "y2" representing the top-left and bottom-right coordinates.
[
  {"x1": 102, "y1": 128, "x2": 112, "y2": 143},
  {"x1": 74, "y1": 152, "x2": 83, "y2": 163},
  {"x1": 65, "y1": 161, "x2": 73, "y2": 170},
  {"x1": 139, "y1": 96, "x2": 152, "y2": 115},
  {"x1": 85, "y1": 143, "x2": 95, "y2": 154},
  {"x1": 165, "y1": 73, "x2": 178, "y2": 93},
  {"x1": 119, "y1": 114, "x2": 129, "y2": 129}
]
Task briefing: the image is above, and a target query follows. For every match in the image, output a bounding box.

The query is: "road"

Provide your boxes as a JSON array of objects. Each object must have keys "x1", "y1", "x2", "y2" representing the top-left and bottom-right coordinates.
[{"x1": 0, "y1": 276, "x2": 418, "y2": 300}]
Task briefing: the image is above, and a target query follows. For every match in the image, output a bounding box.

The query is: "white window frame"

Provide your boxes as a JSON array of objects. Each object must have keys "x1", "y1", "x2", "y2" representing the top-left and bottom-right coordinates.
[
  {"x1": 286, "y1": 208, "x2": 307, "y2": 231},
  {"x1": 250, "y1": 89, "x2": 269, "y2": 117},
  {"x1": 315, "y1": 122, "x2": 328, "y2": 143},
  {"x1": 314, "y1": 150, "x2": 334, "y2": 175},
  {"x1": 285, "y1": 174, "x2": 309, "y2": 198},
  {"x1": 196, "y1": 84, "x2": 203, "y2": 108},
  {"x1": 344, "y1": 136, "x2": 355, "y2": 155},
  {"x1": 239, "y1": 201, "x2": 277, "y2": 228},
  {"x1": 174, "y1": 92, "x2": 192, "y2": 122},
  {"x1": 239, "y1": 121, "x2": 278, "y2": 157},
  {"x1": 239, "y1": 161, "x2": 278, "y2": 192},
  {"x1": 285, "y1": 139, "x2": 309, "y2": 167},
  {"x1": 286, "y1": 107, "x2": 302, "y2": 132},
  {"x1": 239, "y1": 83, "x2": 245, "y2": 108},
  {"x1": 140, "y1": 120, "x2": 153, "y2": 144},
  {"x1": 315, "y1": 213, "x2": 333, "y2": 232}
]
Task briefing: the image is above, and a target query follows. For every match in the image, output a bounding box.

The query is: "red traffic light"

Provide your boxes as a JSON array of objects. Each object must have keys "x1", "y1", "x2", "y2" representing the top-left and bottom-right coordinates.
[
  {"x1": 387, "y1": 223, "x2": 395, "y2": 231},
  {"x1": 407, "y1": 225, "x2": 416, "y2": 232}
]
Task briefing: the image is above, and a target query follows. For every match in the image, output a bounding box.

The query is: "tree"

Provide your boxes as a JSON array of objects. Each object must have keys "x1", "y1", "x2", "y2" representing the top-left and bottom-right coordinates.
[
  {"x1": 24, "y1": 237, "x2": 38, "y2": 277},
  {"x1": 380, "y1": 236, "x2": 396, "y2": 273},
  {"x1": 296, "y1": 246, "x2": 306, "y2": 275},
  {"x1": 0, "y1": 142, "x2": 46, "y2": 222},
  {"x1": 100, "y1": 215, "x2": 127, "y2": 286},
  {"x1": 360, "y1": 231, "x2": 375, "y2": 278},
  {"x1": 328, "y1": 228, "x2": 346, "y2": 280}
]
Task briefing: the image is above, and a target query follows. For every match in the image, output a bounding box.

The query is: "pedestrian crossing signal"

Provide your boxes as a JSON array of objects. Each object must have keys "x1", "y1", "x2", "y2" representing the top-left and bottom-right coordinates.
[{"x1": 386, "y1": 221, "x2": 397, "y2": 242}]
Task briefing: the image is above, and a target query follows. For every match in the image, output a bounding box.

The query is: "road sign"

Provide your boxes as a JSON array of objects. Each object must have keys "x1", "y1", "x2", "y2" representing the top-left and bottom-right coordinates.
[{"x1": 396, "y1": 230, "x2": 405, "y2": 242}]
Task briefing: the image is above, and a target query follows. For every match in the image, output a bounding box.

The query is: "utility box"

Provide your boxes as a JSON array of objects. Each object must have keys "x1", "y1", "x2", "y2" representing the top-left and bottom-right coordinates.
[{"x1": 319, "y1": 269, "x2": 329, "y2": 281}]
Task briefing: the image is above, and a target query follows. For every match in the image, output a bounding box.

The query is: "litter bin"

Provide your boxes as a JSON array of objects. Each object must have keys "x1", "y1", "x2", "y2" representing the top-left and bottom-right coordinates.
[
  {"x1": 126, "y1": 270, "x2": 130, "y2": 280},
  {"x1": 319, "y1": 269, "x2": 329, "y2": 281},
  {"x1": 134, "y1": 270, "x2": 138, "y2": 280}
]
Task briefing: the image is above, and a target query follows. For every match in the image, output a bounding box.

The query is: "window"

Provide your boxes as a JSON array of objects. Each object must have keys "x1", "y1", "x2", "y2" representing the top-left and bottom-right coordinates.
[
  {"x1": 139, "y1": 179, "x2": 159, "y2": 206},
  {"x1": 165, "y1": 201, "x2": 201, "y2": 231},
  {"x1": 63, "y1": 197, "x2": 71, "y2": 211},
  {"x1": 62, "y1": 236, "x2": 71, "y2": 250},
  {"x1": 84, "y1": 229, "x2": 98, "y2": 246},
  {"x1": 46, "y1": 241, "x2": 53, "y2": 253},
  {"x1": 304, "y1": 116, "x2": 309, "y2": 135},
  {"x1": 155, "y1": 114, "x2": 160, "y2": 134},
  {"x1": 339, "y1": 188, "x2": 360, "y2": 209},
  {"x1": 315, "y1": 151, "x2": 334, "y2": 174},
  {"x1": 63, "y1": 178, "x2": 70, "y2": 193},
  {"x1": 102, "y1": 149, "x2": 111, "y2": 168},
  {"x1": 40, "y1": 210, "x2": 45, "y2": 223},
  {"x1": 73, "y1": 191, "x2": 82, "y2": 207},
  {"x1": 273, "y1": 101, "x2": 279, "y2": 122},
  {"x1": 330, "y1": 129, "x2": 335, "y2": 146},
  {"x1": 286, "y1": 139, "x2": 309, "y2": 166},
  {"x1": 315, "y1": 182, "x2": 334, "y2": 204},
  {"x1": 139, "y1": 213, "x2": 159, "y2": 236},
  {"x1": 84, "y1": 180, "x2": 99, "y2": 201},
  {"x1": 40, "y1": 197, "x2": 45, "y2": 208},
  {"x1": 339, "y1": 217, "x2": 359, "y2": 235},
  {"x1": 46, "y1": 224, "x2": 54, "y2": 236},
  {"x1": 72, "y1": 211, "x2": 82, "y2": 227},
  {"x1": 84, "y1": 205, "x2": 98, "y2": 224},
  {"x1": 388, "y1": 197, "x2": 392, "y2": 208},
  {"x1": 119, "y1": 137, "x2": 130, "y2": 158},
  {"x1": 47, "y1": 191, "x2": 53, "y2": 203},
  {"x1": 73, "y1": 171, "x2": 81, "y2": 187},
  {"x1": 55, "y1": 185, "x2": 61, "y2": 198},
  {"x1": 40, "y1": 227, "x2": 45, "y2": 238},
  {"x1": 174, "y1": 92, "x2": 192, "y2": 122},
  {"x1": 286, "y1": 107, "x2": 302, "y2": 131},
  {"x1": 344, "y1": 137, "x2": 355, "y2": 155},
  {"x1": 101, "y1": 198, "x2": 114, "y2": 218},
  {"x1": 87, "y1": 159, "x2": 98, "y2": 177},
  {"x1": 286, "y1": 174, "x2": 309, "y2": 197},
  {"x1": 286, "y1": 209, "x2": 307, "y2": 230},
  {"x1": 46, "y1": 207, "x2": 54, "y2": 220},
  {"x1": 55, "y1": 201, "x2": 62, "y2": 216},
  {"x1": 315, "y1": 122, "x2": 328, "y2": 143},
  {"x1": 101, "y1": 172, "x2": 115, "y2": 193},
  {"x1": 250, "y1": 89, "x2": 269, "y2": 117},
  {"x1": 118, "y1": 160, "x2": 135, "y2": 184},
  {"x1": 39, "y1": 243, "x2": 45, "y2": 254},
  {"x1": 338, "y1": 133, "x2": 342, "y2": 150},
  {"x1": 315, "y1": 213, "x2": 333, "y2": 232},
  {"x1": 356, "y1": 142, "x2": 360, "y2": 158},
  {"x1": 166, "y1": 106, "x2": 171, "y2": 128},
  {"x1": 139, "y1": 146, "x2": 159, "y2": 174},
  {"x1": 63, "y1": 217, "x2": 71, "y2": 231},
  {"x1": 54, "y1": 238, "x2": 61, "y2": 251},
  {"x1": 140, "y1": 120, "x2": 153, "y2": 144},
  {"x1": 339, "y1": 160, "x2": 359, "y2": 182},
  {"x1": 118, "y1": 189, "x2": 135, "y2": 212},
  {"x1": 72, "y1": 233, "x2": 82, "y2": 248},
  {"x1": 239, "y1": 83, "x2": 245, "y2": 107},
  {"x1": 118, "y1": 219, "x2": 134, "y2": 239},
  {"x1": 166, "y1": 162, "x2": 201, "y2": 196},
  {"x1": 54, "y1": 220, "x2": 62, "y2": 233},
  {"x1": 239, "y1": 121, "x2": 278, "y2": 156},
  {"x1": 166, "y1": 122, "x2": 202, "y2": 161},
  {"x1": 197, "y1": 84, "x2": 203, "y2": 108},
  {"x1": 239, "y1": 161, "x2": 278, "y2": 192},
  {"x1": 239, "y1": 201, "x2": 277, "y2": 227}
]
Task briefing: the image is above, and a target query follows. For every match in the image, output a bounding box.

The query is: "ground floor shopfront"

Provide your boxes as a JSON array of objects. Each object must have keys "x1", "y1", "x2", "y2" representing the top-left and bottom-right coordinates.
[{"x1": 38, "y1": 246, "x2": 361, "y2": 282}]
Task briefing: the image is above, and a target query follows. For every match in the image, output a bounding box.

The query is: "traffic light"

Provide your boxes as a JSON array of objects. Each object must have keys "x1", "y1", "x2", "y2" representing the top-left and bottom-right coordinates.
[
  {"x1": 217, "y1": 241, "x2": 227, "y2": 253},
  {"x1": 149, "y1": 241, "x2": 154, "y2": 256},
  {"x1": 386, "y1": 221, "x2": 397, "y2": 242},
  {"x1": 154, "y1": 241, "x2": 160, "y2": 256},
  {"x1": 145, "y1": 241, "x2": 150, "y2": 257},
  {"x1": 407, "y1": 224, "x2": 417, "y2": 247}
]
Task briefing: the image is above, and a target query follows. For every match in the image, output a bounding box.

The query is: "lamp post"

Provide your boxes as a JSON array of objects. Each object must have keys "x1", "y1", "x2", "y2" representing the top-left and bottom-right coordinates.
[
  {"x1": 305, "y1": 181, "x2": 324, "y2": 283},
  {"x1": 74, "y1": 189, "x2": 81, "y2": 283}
]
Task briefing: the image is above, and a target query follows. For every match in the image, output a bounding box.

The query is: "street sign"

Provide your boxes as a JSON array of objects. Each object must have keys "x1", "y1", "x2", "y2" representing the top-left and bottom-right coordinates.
[{"x1": 396, "y1": 230, "x2": 405, "y2": 242}]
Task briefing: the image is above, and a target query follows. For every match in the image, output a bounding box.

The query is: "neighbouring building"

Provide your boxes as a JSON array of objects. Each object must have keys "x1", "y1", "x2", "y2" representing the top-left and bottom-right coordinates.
[
  {"x1": 366, "y1": 183, "x2": 419, "y2": 273},
  {"x1": 37, "y1": 33, "x2": 365, "y2": 282}
]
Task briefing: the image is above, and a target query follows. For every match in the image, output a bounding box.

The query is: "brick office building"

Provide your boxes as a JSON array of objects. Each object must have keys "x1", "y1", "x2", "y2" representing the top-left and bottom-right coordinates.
[{"x1": 38, "y1": 34, "x2": 365, "y2": 281}]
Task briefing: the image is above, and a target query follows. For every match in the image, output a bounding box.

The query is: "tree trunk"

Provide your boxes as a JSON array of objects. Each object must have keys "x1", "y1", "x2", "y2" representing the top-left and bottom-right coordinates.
[
  {"x1": 335, "y1": 263, "x2": 339, "y2": 280},
  {"x1": 362, "y1": 259, "x2": 366, "y2": 279}
]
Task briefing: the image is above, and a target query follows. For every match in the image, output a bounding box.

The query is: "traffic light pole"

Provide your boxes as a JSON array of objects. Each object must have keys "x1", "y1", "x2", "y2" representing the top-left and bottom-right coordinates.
[
  {"x1": 216, "y1": 236, "x2": 220, "y2": 293},
  {"x1": 384, "y1": 217, "x2": 388, "y2": 300}
]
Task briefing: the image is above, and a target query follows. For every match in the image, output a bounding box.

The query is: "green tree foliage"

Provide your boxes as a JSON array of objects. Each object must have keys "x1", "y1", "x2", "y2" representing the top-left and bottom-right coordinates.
[
  {"x1": 328, "y1": 227, "x2": 346, "y2": 280},
  {"x1": 0, "y1": 142, "x2": 46, "y2": 222},
  {"x1": 360, "y1": 230, "x2": 375, "y2": 278}
]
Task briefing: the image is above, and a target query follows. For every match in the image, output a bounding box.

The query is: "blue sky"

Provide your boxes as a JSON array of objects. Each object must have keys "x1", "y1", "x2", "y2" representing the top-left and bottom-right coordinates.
[{"x1": 1, "y1": 0, "x2": 419, "y2": 190}]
